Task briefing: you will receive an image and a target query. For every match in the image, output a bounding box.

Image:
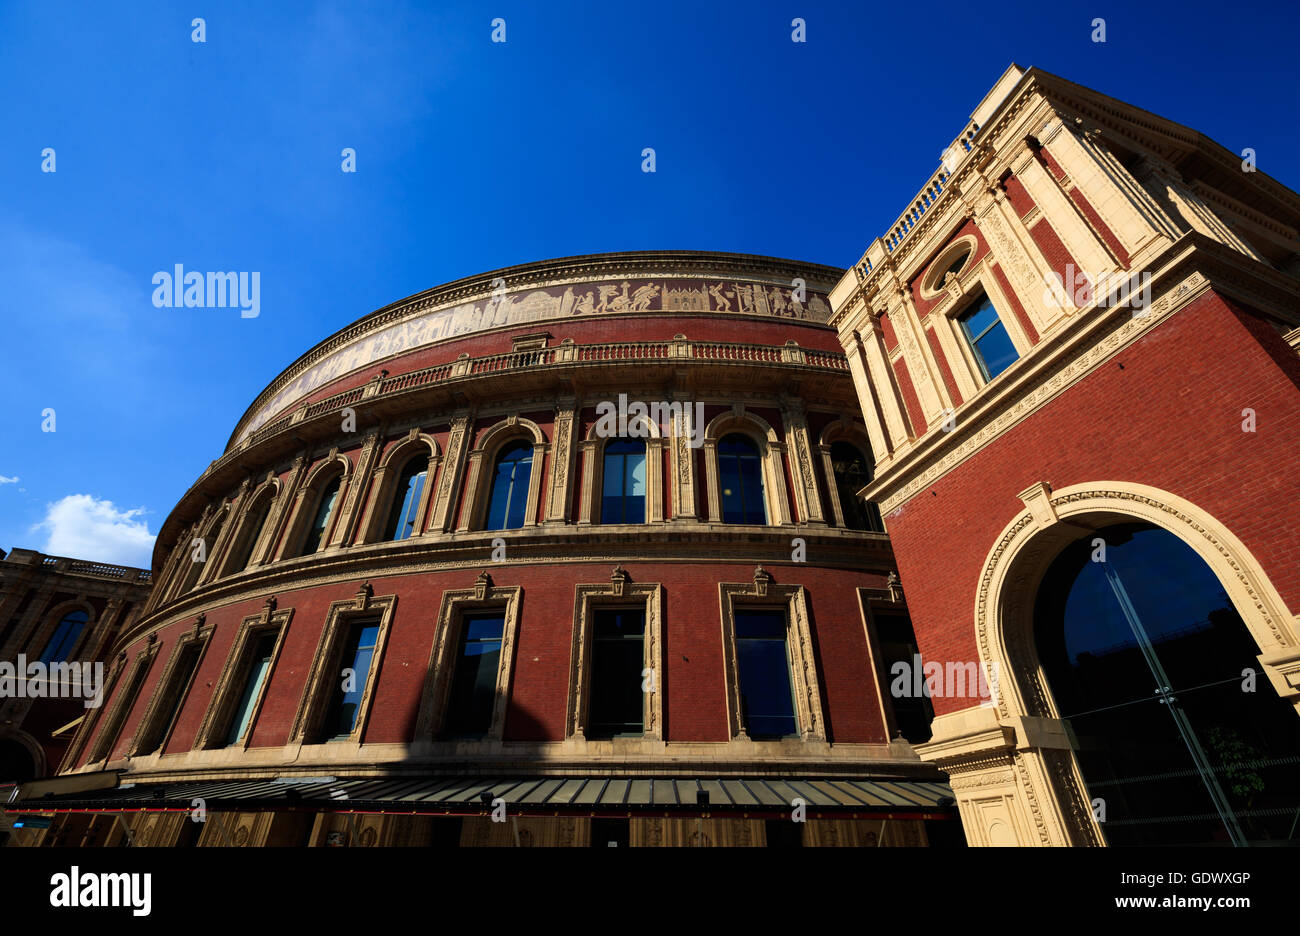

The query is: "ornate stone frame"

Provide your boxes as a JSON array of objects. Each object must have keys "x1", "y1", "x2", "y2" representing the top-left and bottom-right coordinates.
[
  {"x1": 717, "y1": 566, "x2": 825, "y2": 741},
  {"x1": 566, "y1": 568, "x2": 663, "y2": 740},
  {"x1": 938, "y1": 257, "x2": 1034, "y2": 391},
  {"x1": 217, "y1": 477, "x2": 281, "y2": 578},
  {"x1": 276, "y1": 451, "x2": 353, "y2": 560},
  {"x1": 192, "y1": 600, "x2": 293, "y2": 751},
  {"x1": 577, "y1": 414, "x2": 665, "y2": 525},
  {"x1": 855, "y1": 586, "x2": 912, "y2": 741},
  {"x1": 126, "y1": 616, "x2": 215, "y2": 757},
  {"x1": 817, "y1": 418, "x2": 881, "y2": 531},
  {"x1": 288, "y1": 584, "x2": 397, "y2": 745},
  {"x1": 702, "y1": 406, "x2": 792, "y2": 526},
  {"x1": 414, "y1": 573, "x2": 522, "y2": 740},
  {"x1": 174, "y1": 501, "x2": 231, "y2": 598},
  {"x1": 60, "y1": 652, "x2": 128, "y2": 772},
  {"x1": 918, "y1": 234, "x2": 981, "y2": 301},
  {"x1": 457, "y1": 417, "x2": 548, "y2": 532},
  {"x1": 85, "y1": 640, "x2": 160, "y2": 765},
  {"x1": 923, "y1": 480, "x2": 1300, "y2": 846},
  {"x1": 355, "y1": 430, "x2": 441, "y2": 544}
]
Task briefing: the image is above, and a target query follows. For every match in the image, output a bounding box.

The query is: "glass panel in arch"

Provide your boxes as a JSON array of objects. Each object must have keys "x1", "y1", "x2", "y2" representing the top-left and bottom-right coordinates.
[
  {"x1": 1036, "y1": 522, "x2": 1300, "y2": 846},
  {"x1": 601, "y1": 438, "x2": 646, "y2": 524}
]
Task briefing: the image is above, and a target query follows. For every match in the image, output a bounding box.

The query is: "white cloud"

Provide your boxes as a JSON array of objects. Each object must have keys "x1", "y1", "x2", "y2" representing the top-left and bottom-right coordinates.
[
  {"x1": 31, "y1": 495, "x2": 155, "y2": 568},
  {"x1": 0, "y1": 475, "x2": 17, "y2": 484}
]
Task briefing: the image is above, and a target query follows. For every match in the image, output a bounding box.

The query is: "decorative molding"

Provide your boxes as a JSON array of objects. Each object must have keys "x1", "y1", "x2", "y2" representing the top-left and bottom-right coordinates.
[
  {"x1": 414, "y1": 577, "x2": 523, "y2": 741},
  {"x1": 717, "y1": 570, "x2": 824, "y2": 742},
  {"x1": 566, "y1": 570, "x2": 664, "y2": 741}
]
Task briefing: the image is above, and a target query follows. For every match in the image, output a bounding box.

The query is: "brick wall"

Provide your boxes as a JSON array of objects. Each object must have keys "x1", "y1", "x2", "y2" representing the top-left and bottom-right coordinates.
[{"x1": 882, "y1": 288, "x2": 1300, "y2": 716}]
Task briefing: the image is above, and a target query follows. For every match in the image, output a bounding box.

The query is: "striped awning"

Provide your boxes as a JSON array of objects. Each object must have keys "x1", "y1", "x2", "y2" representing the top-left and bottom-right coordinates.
[{"x1": 7, "y1": 773, "x2": 955, "y2": 818}]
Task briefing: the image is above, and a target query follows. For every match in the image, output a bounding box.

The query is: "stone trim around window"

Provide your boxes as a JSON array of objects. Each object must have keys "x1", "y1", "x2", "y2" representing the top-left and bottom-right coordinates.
[
  {"x1": 414, "y1": 573, "x2": 522, "y2": 741},
  {"x1": 457, "y1": 417, "x2": 548, "y2": 532},
  {"x1": 60, "y1": 652, "x2": 128, "y2": 773},
  {"x1": 288, "y1": 584, "x2": 397, "y2": 745},
  {"x1": 192, "y1": 599, "x2": 293, "y2": 751},
  {"x1": 718, "y1": 567, "x2": 825, "y2": 742},
  {"x1": 85, "y1": 640, "x2": 161, "y2": 765},
  {"x1": 126, "y1": 617, "x2": 216, "y2": 757},
  {"x1": 566, "y1": 568, "x2": 663, "y2": 740}
]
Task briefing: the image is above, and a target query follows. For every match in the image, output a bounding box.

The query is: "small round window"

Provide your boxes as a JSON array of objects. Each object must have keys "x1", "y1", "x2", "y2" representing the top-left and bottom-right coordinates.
[{"x1": 921, "y1": 239, "x2": 976, "y2": 299}]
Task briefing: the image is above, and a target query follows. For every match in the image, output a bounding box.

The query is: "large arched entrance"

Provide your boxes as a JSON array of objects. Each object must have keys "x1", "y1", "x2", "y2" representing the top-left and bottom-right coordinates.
[
  {"x1": 921, "y1": 481, "x2": 1300, "y2": 846},
  {"x1": 1035, "y1": 521, "x2": 1300, "y2": 845}
]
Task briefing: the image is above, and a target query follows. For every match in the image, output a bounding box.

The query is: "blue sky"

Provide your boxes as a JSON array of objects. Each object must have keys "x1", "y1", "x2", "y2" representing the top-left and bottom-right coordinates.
[{"x1": 1, "y1": 0, "x2": 1297, "y2": 568}]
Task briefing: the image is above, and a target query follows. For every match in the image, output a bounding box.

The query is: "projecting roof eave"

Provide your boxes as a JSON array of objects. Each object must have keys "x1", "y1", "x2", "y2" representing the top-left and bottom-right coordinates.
[{"x1": 6, "y1": 775, "x2": 957, "y2": 819}]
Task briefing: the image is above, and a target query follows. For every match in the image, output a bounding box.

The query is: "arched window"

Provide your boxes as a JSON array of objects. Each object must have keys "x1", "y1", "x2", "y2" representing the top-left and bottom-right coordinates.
[
  {"x1": 1035, "y1": 522, "x2": 1300, "y2": 846},
  {"x1": 830, "y1": 441, "x2": 883, "y2": 531},
  {"x1": 177, "y1": 510, "x2": 226, "y2": 595},
  {"x1": 38, "y1": 610, "x2": 89, "y2": 664},
  {"x1": 718, "y1": 434, "x2": 766, "y2": 524},
  {"x1": 601, "y1": 439, "x2": 646, "y2": 524},
  {"x1": 228, "y1": 496, "x2": 273, "y2": 573},
  {"x1": 486, "y1": 441, "x2": 533, "y2": 530},
  {"x1": 383, "y1": 458, "x2": 427, "y2": 541},
  {"x1": 301, "y1": 473, "x2": 342, "y2": 555}
]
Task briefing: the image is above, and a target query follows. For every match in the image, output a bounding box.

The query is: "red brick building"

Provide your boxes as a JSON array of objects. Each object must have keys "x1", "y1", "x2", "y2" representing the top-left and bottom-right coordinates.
[
  {"x1": 829, "y1": 65, "x2": 1300, "y2": 845},
  {"x1": 11, "y1": 252, "x2": 955, "y2": 847}
]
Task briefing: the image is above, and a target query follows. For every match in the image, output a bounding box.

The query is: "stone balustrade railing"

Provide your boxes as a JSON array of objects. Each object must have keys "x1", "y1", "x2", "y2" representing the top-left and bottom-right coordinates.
[{"x1": 200, "y1": 338, "x2": 848, "y2": 480}]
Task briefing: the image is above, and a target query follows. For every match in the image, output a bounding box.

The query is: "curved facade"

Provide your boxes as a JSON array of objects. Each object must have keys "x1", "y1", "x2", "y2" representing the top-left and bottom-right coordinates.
[{"x1": 52, "y1": 251, "x2": 953, "y2": 847}]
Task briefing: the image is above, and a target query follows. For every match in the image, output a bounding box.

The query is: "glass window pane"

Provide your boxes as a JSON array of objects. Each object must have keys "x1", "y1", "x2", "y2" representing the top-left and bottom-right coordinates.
[
  {"x1": 302, "y1": 476, "x2": 341, "y2": 555},
  {"x1": 488, "y1": 443, "x2": 532, "y2": 531},
  {"x1": 324, "y1": 621, "x2": 380, "y2": 740},
  {"x1": 960, "y1": 294, "x2": 999, "y2": 337},
  {"x1": 231, "y1": 501, "x2": 271, "y2": 571},
  {"x1": 447, "y1": 613, "x2": 504, "y2": 735},
  {"x1": 973, "y1": 323, "x2": 1019, "y2": 379},
  {"x1": 226, "y1": 635, "x2": 276, "y2": 746},
  {"x1": 1037, "y1": 523, "x2": 1300, "y2": 845},
  {"x1": 959, "y1": 293, "x2": 1019, "y2": 381},
  {"x1": 589, "y1": 608, "x2": 645, "y2": 737},
  {"x1": 719, "y1": 435, "x2": 765, "y2": 525},
  {"x1": 486, "y1": 461, "x2": 514, "y2": 530},
  {"x1": 736, "y1": 636, "x2": 797, "y2": 739},
  {"x1": 39, "y1": 611, "x2": 89, "y2": 664},
  {"x1": 602, "y1": 454, "x2": 625, "y2": 498},
  {"x1": 625, "y1": 454, "x2": 646, "y2": 497},
  {"x1": 738, "y1": 454, "x2": 765, "y2": 523}
]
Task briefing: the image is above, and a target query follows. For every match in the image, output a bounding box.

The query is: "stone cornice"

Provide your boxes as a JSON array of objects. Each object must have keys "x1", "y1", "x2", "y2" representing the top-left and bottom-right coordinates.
[
  {"x1": 124, "y1": 526, "x2": 896, "y2": 654},
  {"x1": 829, "y1": 65, "x2": 1300, "y2": 330}
]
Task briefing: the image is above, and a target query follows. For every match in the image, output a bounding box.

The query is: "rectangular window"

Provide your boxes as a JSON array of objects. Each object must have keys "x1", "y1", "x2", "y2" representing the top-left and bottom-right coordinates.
[
  {"x1": 225, "y1": 633, "x2": 277, "y2": 746},
  {"x1": 322, "y1": 620, "x2": 380, "y2": 740},
  {"x1": 587, "y1": 608, "x2": 645, "y2": 737},
  {"x1": 38, "y1": 612, "x2": 89, "y2": 665},
  {"x1": 958, "y1": 292, "x2": 1018, "y2": 381},
  {"x1": 446, "y1": 613, "x2": 504, "y2": 736},
  {"x1": 138, "y1": 643, "x2": 203, "y2": 755},
  {"x1": 88, "y1": 652, "x2": 156, "y2": 762},
  {"x1": 601, "y1": 447, "x2": 646, "y2": 523},
  {"x1": 873, "y1": 612, "x2": 934, "y2": 744},
  {"x1": 734, "y1": 610, "x2": 798, "y2": 739}
]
